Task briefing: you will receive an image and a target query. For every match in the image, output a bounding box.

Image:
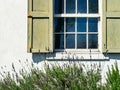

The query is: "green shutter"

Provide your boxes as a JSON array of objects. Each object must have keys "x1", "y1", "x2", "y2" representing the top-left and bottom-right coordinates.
[
  {"x1": 103, "y1": 0, "x2": 120, "y2": 53},
  {"x1": 27, "y1": 0, "x2": 53, "y2": 53}
]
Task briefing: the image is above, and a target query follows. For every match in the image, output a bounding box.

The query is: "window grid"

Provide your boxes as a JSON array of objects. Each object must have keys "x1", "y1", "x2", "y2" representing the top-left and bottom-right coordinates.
[
  {"x1": 86, "y1": 18, "x2": 88, "y2": 49},
  {"x1": 75, "y1": 18, "x2": 77, "y2": 49},
  {"x1": 87, "y1": 0, "x2": 88, "y2": 14},
  {"x1": 64, "y1": 18, "x2": 66, "y2": 49},
  {"x1": 75, "y1": 0, "x2": 77, "y2": 49},
  {"x1": 54, "y1": 0, "x2": 99, "y2": 50}
]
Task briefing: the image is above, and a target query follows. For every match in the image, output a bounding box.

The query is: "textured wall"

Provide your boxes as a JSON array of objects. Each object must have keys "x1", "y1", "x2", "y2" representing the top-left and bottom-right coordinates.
[{"x1": 0, "y1": 0, "x2": 120, "y2": 83}]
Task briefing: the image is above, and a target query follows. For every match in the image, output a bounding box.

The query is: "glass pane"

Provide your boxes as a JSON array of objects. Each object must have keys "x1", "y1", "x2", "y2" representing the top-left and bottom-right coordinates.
[
  {"x1": 66, "y1": 34, "x2": 75, "y2": 48},
  {"x1": 66, "y1": 0, "x2": 75, "y2": 13},
  {"x1": 88, "y1": 18, "x2": 98, "y2": 32},
  {"x1": 54, "y1": 0, "x2": 64, "y2": 14},
  {"x1": 88, "y1": 34, "x2": 98, "y2": 48},
  {"x1": 89, "y1": 0, "x2": 98, "y2": 13},
  {"x1": 54, "y1": 18, "x2": 64, "y2": 32},
  {"x1": 77, "y1": 0, "x2": 87, "y2": 13},
  {"x1": 66, "y1": 18, "x2": 75, "y2": 32},
  {"x1": 77, "y1": 18, "x2": 86, "y2": 32},
  {"x1": 55, "y1": 34, "x2": 64, "y2": 49},
  {"x1": 77, "y1": 34, "x2": 86, "y2": 48}
]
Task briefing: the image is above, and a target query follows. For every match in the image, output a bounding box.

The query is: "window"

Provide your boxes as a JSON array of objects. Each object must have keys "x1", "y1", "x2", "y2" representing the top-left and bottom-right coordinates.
[
  {"x1": 28, "y1": 0, "x2": 120, "y2": 53},
  {"x1": 54, "y1": 0, "x2": 100, "y2": 51}
]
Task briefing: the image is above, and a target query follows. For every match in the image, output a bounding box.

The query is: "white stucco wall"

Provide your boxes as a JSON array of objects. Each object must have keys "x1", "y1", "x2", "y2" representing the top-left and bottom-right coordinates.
[{"x1": 0, "y1": 0, "x2": 120, "y2": 83}]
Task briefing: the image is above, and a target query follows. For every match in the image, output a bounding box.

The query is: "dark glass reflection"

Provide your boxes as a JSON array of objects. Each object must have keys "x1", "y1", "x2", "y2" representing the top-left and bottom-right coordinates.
[
  {"x1": 88, "y1": 34, "x2": 98, "y2": 48},
  {"x1": 66, "y1": 18, "x2": 75, "y2": 32},
  {"x1": 77, "y1": 0, "x2": 87, "y2": 13},
  {"x1": 54, "y1": 0, "x2": 64, "y2": 14},
  {"x1": 66, "y1": 0, "x2": 75, "y2": 13},
  {"x1": 77, "y1": 34, "x2": 86, "y2": 48},
  {"x1": 54, "y1": 18, "x2": 64, "y2": 32},
  {"x1": 88, "y1": 18, "x2": 98, "y2": 32},
  {"x1": 55, "y1": 34, "x2": 64, "y2": 49},
  {"x1": 89, "y1": 0, "x2": 98, "y2": 13},
  {"x1": 66, "y1": 34, "x2": 75, "y2": 48},
  {"x1": 77, "y1": 18, "x2": 86, "y2": 32}
]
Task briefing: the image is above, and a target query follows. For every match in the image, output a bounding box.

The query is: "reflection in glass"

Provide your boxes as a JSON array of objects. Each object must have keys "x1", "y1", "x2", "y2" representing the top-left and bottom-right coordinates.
[
  {"x1": 55, "y1": 34, "x2": 64, "y2": 49},
  {"x1": 66, "y1": 0, "x2": 75, "y2": 13},
  {"x1": 54, "y1": 18, "x2": 64, "y2": 32},
  {"x1": 88, "y1": 34, "x2": 98, "y2": 48},
  {"x1": 77, "y1": 0, "x2": 87, "y2": 13},
  {"x1": 66, "y1": 18, "x2": 75, "y2": 32},
  {"x1": 55, "y1": 0, "x2": 64, "y2": 14},
  {"x1": 77, "y1": 18, "x2": 86, "y2": 32},
  {"x1": 88, "y1": 18, "x2": 98, "y2": 32},
  {"x1": 77, "y1": 34, "x2": 86, "y2": 48},
  {"x1": 66, "y1": 34, "x2": 75, "y2": 48},
  {"x1": 89, "y1": 0, "x2": 98, "y2": 13}
]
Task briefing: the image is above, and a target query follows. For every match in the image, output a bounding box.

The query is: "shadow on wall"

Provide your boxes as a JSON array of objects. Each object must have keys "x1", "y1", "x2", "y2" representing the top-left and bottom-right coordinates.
[
  {"x1": 31, "y1": 53, "x2": 120, "y2": 64},
  {"x1": 104, "y1": 54, "x2": 120, "y2": 60},
  {"x1": 32, "y1": 53, "x2": 46, "y2": 63}
]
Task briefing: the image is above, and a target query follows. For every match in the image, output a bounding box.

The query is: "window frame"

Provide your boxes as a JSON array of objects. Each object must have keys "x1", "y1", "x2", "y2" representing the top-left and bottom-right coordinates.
[{"x1": 54, "y1": 0, "x2": 102, "y2": 53}]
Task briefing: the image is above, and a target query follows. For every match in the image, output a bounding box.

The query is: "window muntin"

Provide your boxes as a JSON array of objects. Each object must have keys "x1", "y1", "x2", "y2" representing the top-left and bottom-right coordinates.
[{"x1": 54, "y1": 0, "x2": 99, "y2": 50}]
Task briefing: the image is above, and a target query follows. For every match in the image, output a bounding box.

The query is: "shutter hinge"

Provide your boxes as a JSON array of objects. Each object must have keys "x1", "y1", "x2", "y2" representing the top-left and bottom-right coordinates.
[
  {"x1": 30, "y1": 48, "x2": 32, "y2": 52},
  {"x1": 46, "y1": 47, "x2": 49, "y2": 51},
  {"x1": 98, "y1": 17, "x2": 100, "y2": 21},
  {"x1": 104, "y1": 44, "x2": 106, "y2": 48}
]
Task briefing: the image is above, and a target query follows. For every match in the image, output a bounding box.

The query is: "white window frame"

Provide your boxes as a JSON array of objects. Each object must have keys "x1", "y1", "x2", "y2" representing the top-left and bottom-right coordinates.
[{"x1": 54, "y1": 0, "x2": 102, "y2": 53}]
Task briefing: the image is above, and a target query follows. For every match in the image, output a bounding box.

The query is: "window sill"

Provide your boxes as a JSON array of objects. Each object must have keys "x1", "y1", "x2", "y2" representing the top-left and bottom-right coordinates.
[
  {"x1": 46, "y1": 50, "x2": 109, "y2": 61},
  {"x1": 54, "y1": 49, "x2": 100, "y2": 53}
]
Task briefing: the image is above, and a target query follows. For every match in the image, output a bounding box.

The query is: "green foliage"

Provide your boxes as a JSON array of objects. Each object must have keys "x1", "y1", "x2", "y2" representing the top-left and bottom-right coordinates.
[
  {"x1": 106, "y1": 61, "x2": 120, "y2": 90},
  {"x1": 0, "y1": 61, "x2": 106, "y2": 90}
]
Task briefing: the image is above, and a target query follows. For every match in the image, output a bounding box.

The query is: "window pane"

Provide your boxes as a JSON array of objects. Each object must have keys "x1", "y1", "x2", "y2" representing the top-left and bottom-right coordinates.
[
  {"x1": 66, "y1": 34, "x2": 75, "y2": 48},
  {"x1": 89, "y1": 0, "x2": 98, "y2": 13},
  {"x1": 54, "y1": 0, "x2": 64, "y2": 14},
  {"x1": 77, "y1": 18, "x2": 86, "y2": 32},
  {"x1": 77, "y1": 34, "x2": 86, "y2": 48},
  {"x1": 66, "y1": 0, "x2": 75, "y2": 13},
  {"x1": 66, "y1": 18, "x2": 75, "y2": 32},
  {"x1": 88, "y1": 34, "x2": 98, "y2": 48},
  {"x1": 55, "y1": 34, "x2": 64, "y2": 49},
  {"x1": 77, "y1": 0, "x2": 87, "y2": 13},
  {"x1": 88, "y1": 18, "x2": 98, "y2": 32},
  {"x1": 54, "y1": 18, "x2": 64, "y2": 32}
]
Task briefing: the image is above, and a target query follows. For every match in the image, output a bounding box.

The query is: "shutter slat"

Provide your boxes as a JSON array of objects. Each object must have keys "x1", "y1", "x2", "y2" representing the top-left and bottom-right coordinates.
[
  {"x1": 27, "y1": 17, "x2": 32, "y2": 52},
  {"x1": 32, "y1": 12, "x2": 49, "y2": 17},
  {"x1": 106, "y1": 12, "x2": 120, "y2": 17}
]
